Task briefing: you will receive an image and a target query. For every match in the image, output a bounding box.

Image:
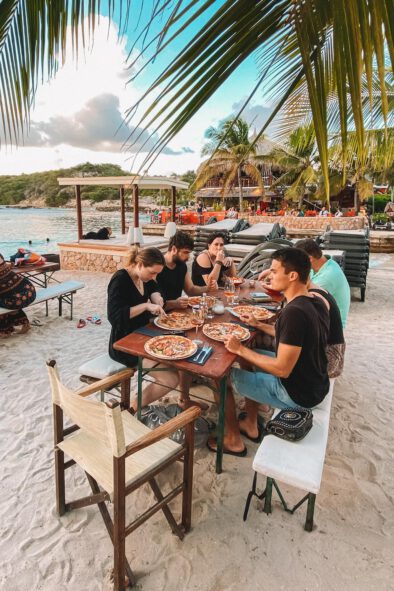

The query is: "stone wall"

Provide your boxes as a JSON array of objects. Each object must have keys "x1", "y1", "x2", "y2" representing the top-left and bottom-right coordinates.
[
  {"x1": 241, "y1": 215, "x2": 366, "y2": 231},
  {"x1": 59, "y1": 244, "x2": 131, "y2": 273}
]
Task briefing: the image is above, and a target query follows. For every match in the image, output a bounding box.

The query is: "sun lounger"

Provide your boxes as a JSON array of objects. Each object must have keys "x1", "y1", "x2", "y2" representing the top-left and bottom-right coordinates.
[
  {"x1": 0, "y1": 280, "x2": 85, "y2": 320},
  {"x1": 243, "y1": 378, "x2": 335, "y2": 531}
]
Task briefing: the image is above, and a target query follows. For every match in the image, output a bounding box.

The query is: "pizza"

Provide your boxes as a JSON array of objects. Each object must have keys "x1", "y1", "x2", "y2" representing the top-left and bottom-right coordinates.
[
  {"x1": 155, "y1": 312, "x2": 195, "y2": 331},
  {"x1": 232, "y1": 305, "x2": 274, "y2": 321},
  {"x1": 144, "y1": 335, "x2": 197, "y2": 360},
  {"x1": 187, "y1": 295, "x2": 216, "y2": 307},
  {"x1": 232, "y1": 277, "x2": 245, "y2": 285},
  {"x1": 203, "y1": 322, "x2": 250, "y2": 342}
]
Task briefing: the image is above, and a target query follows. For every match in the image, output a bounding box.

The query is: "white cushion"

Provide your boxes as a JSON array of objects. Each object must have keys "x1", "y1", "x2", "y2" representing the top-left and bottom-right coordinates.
[
  {"x1": 252, "y1": 379, "x2": 335, "y2": 495},
  {"x1": 78, "y1": 353, "x2": 127, "y2": 379}
]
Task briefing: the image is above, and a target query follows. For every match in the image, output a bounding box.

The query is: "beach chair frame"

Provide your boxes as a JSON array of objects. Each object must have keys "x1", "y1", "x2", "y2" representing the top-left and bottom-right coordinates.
[{"x1": 47, "y1": 360, "x2": 200, "y2": 590}]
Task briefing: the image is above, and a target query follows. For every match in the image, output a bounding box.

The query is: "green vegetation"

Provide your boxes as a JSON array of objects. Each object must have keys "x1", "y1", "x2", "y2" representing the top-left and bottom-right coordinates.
[
  {"x1": 0, "y1": 163, "x2": 130, "y2": 206},
  {"x1": 196, "y1": 118, "x2": 267, "y2": 211},
  {"x1": 372, "y1": 213, "x2": 389, "y2": 223},
  {"x1": 367, "y1": 195, "x2": 391, "y2": 213}
]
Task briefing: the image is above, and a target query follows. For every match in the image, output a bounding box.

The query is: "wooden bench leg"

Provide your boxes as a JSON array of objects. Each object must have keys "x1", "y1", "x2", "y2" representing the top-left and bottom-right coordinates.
[
  {"x1": 264, "y1": 477, "x2": 273, "y2": 515},
  {"x1": 305, "y1": 493, "x2": 316, "y2": 532}
]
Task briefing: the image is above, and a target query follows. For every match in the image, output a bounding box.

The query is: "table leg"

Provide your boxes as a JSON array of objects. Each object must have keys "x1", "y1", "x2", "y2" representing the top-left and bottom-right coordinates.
[
  {"x1": 137, "y1": 357, "x2": 143, "y2": 420},
  {"x1": 216, "y1": 376, "x2": 227, "y2": 474}
]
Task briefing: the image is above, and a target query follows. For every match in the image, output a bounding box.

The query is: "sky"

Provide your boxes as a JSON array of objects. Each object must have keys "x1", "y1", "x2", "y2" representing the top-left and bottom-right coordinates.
[{"x1": 0, "y1": 5, "x2": 273, "y2": 177}]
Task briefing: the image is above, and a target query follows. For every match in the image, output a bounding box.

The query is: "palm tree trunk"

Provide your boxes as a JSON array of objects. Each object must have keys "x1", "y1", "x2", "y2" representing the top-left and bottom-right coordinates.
[{"x1": 237, "y1": 167, "x2": 243, "y2": 212}]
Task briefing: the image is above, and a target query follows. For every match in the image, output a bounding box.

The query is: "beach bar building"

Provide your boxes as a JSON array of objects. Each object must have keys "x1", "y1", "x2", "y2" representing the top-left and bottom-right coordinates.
[{"x1": 57, "y1": 175, "x2": 188, "y2": 272}]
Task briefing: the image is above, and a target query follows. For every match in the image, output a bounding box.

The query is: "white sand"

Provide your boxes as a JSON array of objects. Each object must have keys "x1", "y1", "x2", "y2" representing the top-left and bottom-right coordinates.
[{"x1": 1, "y1": 255, "x2": 394, "y2": 591}]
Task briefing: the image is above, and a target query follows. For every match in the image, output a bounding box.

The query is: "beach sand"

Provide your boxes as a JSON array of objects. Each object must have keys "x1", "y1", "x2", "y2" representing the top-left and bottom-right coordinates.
[{"x1": 1, "y1": 254, "x2": 393, "y2": 591}]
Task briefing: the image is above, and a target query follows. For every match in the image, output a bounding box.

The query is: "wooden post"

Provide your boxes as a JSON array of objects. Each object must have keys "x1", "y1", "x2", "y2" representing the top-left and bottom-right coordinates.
[
  {"x1": 120, "y1": 187, "x2": 126, "y2": 235},
  {"x1": 75, "y1": 185, "x2": 83, "y2": 240},
  {"x1": 171, "y1": 185, "x2": 176, "y2": 222},
  {"x1": 133, "y1": 184, "x2": 139, "y2": 228}
]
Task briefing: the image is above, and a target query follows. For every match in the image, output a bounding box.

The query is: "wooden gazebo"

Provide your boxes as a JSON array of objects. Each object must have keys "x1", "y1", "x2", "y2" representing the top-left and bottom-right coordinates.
[{"x1": 57, "y1": 175, "x2": 189, "y2": 240}]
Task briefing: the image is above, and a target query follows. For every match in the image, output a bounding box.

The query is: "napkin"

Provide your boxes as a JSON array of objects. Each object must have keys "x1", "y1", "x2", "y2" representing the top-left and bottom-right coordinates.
[{"x1": 187, "y1": 346, "x2": 213, "y2": 365}]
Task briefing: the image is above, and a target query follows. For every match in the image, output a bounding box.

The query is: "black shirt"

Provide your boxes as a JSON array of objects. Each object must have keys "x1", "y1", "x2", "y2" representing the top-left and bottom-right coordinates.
[
  {"x1": 156, "y1": 261, "x2": 188, "y2": 301},
  {"x1": 192, "y1": 252, "x2": 227, "y2": 287},
  {"x1": 275, "y1": 295, "x2": 330, "y2": 408},
  {"x1": 309, "y1": 288, "x2": 345, "y2": 345},
  {"x1": 107, "y1": 269, "x2": 158, "y2": 366}
]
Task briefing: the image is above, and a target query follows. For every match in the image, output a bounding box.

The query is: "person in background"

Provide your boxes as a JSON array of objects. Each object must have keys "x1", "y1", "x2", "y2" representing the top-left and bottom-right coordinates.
[
  {"x1": 319, "y1": 206, "x2": 329, "y2": 217},
  {"x1": 296, "y1": 239, "x2": 351, "y2": 328},
  {"x1": 156, "y1": 231, "x2": 216, "y2": 310},
  {"x1": 0, "y1": 253, "x2": 36, "y2": 337},
  {"x1": 335, "y1": 207, "x2": 343, "y2": 217},
  {"x1": 297, "y1": 209, "x2": 305, "y2": 217},
  {"x1": 192, "y1": 232, "x2": 236, "y2": 287},
  {"x1": 107, "y1": 246, "x2": 189, "y2": 413},
  {"x1": 83, "y1": 227, "x2": 112, "y2": 240}
]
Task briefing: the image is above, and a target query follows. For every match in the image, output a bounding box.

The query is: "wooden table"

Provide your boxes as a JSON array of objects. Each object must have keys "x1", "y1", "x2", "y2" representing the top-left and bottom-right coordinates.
[
  {"x1": 12, "y1": 261, "x2": 60, "y2": 288},
  {"x1": 114, "y1": 283, "x2": 279, "y2": 473}
]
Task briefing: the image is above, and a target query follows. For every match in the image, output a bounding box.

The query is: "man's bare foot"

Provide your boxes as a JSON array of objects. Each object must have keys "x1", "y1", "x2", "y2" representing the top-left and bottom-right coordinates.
[{"x1": 178, "y1": 398, "x2": 209, "y2": 411}]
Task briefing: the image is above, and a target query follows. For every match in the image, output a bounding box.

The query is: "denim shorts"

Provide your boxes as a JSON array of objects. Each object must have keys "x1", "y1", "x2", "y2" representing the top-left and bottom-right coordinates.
[{"x1": 230, "y1": 349, "x2": 300, "y2": 409}]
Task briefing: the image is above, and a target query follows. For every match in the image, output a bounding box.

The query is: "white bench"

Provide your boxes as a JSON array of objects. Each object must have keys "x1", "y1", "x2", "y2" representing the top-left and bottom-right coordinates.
[
  {"x1": 243, "y1": 379, "x2": 335, "y2": 531},
  {"x1": 0, "y1": 280, "x2": 85, "y2": 320},
  {"x1": 78, "y1": 353, "x2": 131, "y2": 407}
]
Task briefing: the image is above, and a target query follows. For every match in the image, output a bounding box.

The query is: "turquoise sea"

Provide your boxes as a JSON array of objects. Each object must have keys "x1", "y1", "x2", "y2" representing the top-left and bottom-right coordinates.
[{"x1": 0, "y1": 207, "x2": 149, "y2": 259}]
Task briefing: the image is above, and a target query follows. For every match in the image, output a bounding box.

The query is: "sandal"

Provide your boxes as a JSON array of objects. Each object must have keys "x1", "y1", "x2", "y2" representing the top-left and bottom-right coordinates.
[
  {"x1": 77, "y1": 319, "x2": 86, "y2": 328},
  {"x1": 87, "y1": 315, "x2": 102, "y2": 325}
]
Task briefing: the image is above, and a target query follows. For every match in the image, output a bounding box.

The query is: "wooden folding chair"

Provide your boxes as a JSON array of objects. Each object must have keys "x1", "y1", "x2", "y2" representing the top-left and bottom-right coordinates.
[{"x1": 47, "y1": 360, "x2": 200, "y2": 590}]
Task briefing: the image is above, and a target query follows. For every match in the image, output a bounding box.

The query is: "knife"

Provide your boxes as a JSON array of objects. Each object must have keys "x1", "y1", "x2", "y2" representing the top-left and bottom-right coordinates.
[{"x1": 198, "y1": 345, "x2": 212, "y2": 364}]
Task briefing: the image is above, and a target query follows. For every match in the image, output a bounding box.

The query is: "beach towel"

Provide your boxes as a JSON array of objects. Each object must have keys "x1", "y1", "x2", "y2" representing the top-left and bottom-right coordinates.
[
  {"x1": 0, "y1": 253, "x2": 36, "y2": 336},
  {"x1": 9, "y1": 248, "x2": 46, "y2": 266}
]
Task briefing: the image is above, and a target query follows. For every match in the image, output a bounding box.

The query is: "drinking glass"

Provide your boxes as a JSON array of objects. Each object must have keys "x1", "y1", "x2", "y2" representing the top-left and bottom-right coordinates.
[
  {"x1": 223, "y1": 278, "x2": 235, "y2": 306},
  {"x1": 249, "y1": 261, "x2": 258, "y2": 288},
  {"x1": 206, "y1": 296, "x2": 215, "y2": 319},
  {"x1": 191, "y1": 306, "x2": 204, "y2": 346}
]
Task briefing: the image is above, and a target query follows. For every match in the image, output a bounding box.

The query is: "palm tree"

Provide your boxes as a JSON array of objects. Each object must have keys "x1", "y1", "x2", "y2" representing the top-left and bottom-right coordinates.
[
  {"x1": 1, "y1": 1, "x2": 393, "y2": 205},
  {"x1": 268, "y1": 124, "x2": 320, "y2": 206},
  {"x1": 196, "y1": 118, "x2": 268, "y2": 211}
]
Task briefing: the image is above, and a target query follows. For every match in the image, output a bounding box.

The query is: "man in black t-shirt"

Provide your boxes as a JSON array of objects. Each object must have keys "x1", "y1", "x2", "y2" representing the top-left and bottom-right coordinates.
[
  {"x1": 156, "y1": 231, "x2": 216, "y2": 310},
  {"x1": 207, "y1": 248, "x2": 330, "y2": 457}
]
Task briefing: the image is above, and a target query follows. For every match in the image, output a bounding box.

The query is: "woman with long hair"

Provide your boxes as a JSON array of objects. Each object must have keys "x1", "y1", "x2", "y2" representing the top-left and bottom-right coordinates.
[
  {"x1": 107, "y1": 246, "x2": 187, "y2": 412},
  {"x1": 192, "y1": 232, "x2": 236, "y2": 287}
]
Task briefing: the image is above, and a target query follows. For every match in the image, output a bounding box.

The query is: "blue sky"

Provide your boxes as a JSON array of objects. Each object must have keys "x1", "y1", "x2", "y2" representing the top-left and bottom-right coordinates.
[{"x1": 0, "y1": 3, "x2": 273, "y2": 177}]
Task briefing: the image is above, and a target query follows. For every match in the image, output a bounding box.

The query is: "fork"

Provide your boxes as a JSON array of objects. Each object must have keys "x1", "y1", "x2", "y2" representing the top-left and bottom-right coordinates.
[{"x1": 194, "y1": 342, "x2": 208, "y2": 362}]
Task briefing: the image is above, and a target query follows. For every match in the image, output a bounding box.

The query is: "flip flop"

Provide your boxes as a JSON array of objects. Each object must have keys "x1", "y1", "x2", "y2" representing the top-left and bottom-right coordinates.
[
  {"x1": 239, "y1": 425, "x2": 263, "y2": 443},
  {"x1": 207, "y1": 438, "x2": 247, "y2": 457},
  {"x1": 87, "y1": 315, "x2": 102, "y2": 325},
  {"x1": 77, "y1": 319, "x2": 86, "y2": 328}
]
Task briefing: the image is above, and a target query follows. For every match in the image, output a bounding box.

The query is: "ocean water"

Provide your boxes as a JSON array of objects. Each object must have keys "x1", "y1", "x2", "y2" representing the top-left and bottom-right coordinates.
[{"x1": 0, "y1": 207, "x2": 149, "y2": 259}]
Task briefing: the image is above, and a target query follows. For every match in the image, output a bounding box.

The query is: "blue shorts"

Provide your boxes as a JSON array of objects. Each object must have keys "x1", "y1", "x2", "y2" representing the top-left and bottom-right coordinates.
[{"x1": 230, "y1": 349, "x2": 300, "y2": 409}]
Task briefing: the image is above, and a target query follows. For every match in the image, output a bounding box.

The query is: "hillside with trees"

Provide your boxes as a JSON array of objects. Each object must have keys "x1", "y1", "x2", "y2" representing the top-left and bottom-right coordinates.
[
  {"x1": 0, "y1": 163, "x2": 194, "y2": 207},
  {"x1": 0, "y1": 163, "x2": 132, "y2": 207}
]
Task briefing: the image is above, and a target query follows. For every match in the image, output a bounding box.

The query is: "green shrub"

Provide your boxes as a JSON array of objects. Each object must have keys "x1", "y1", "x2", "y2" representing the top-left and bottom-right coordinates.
[
  {"x1": 372, "y1": 213, "x2": 389, "y2": 223},
  {"x1": 367, "y1": 195, "x2": 391, "y2": 213}
]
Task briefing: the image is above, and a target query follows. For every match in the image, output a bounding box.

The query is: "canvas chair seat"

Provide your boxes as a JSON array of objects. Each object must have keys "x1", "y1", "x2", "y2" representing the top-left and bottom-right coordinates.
[{"x1": 59, "y1": 411, "x2": 181, "y2": 499}]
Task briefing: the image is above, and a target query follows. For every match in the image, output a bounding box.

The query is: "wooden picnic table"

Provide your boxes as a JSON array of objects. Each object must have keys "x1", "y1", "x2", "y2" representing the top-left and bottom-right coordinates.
[
  {"x1": 11, "y1": 261, "x2": 60, "y2": 289},
  {"x1": 114, "y1": 281, "x2": 280, "y2": 473}
]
